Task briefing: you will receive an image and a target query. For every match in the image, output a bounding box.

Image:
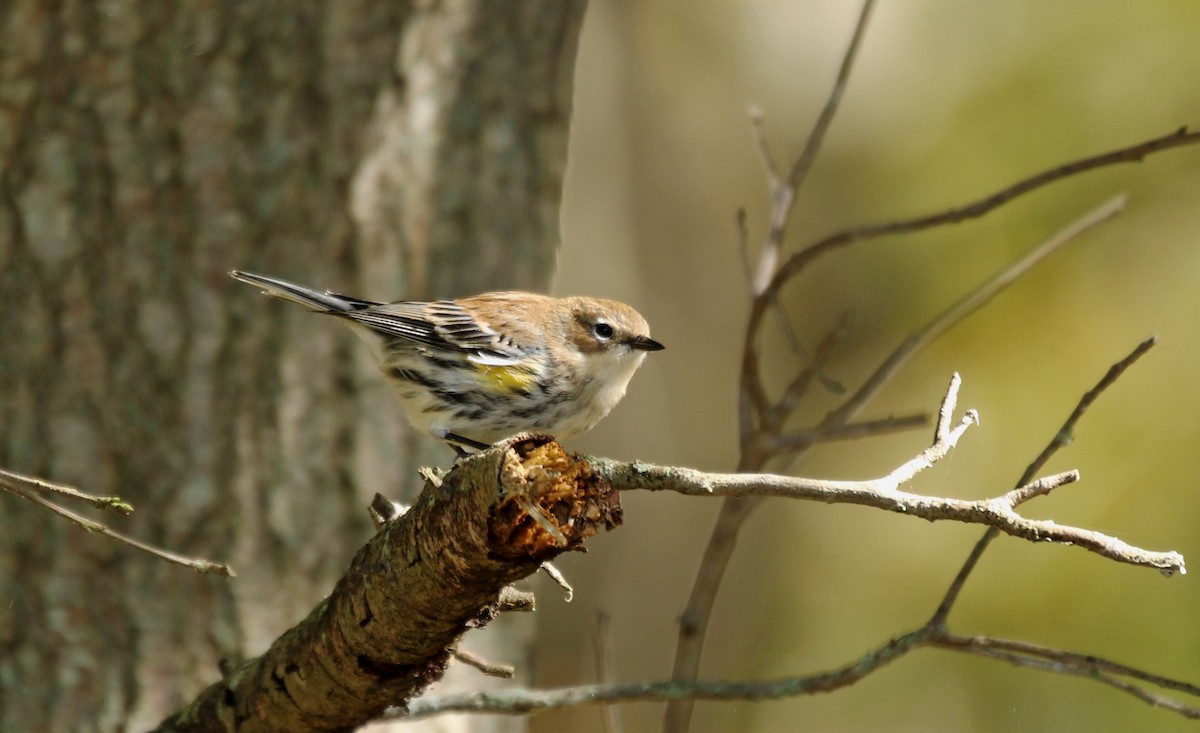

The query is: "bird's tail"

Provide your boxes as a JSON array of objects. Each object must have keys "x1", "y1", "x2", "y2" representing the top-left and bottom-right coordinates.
[{"x1": 229, "y1": 270, "x2": 377, "y2": 312}]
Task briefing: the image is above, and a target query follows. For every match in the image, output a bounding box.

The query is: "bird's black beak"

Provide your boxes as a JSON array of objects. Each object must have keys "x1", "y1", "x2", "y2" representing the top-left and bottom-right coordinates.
[{"x1": 628, "y1": 335, "x2": 665, "y2": 352}]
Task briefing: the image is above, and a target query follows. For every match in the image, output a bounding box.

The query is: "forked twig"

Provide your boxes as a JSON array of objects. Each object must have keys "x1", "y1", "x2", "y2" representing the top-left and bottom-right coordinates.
[
  {"x1": 593, "y1": 376, "x2": 1182, "y2": 574},
  {"x1": 675, "y1": 194, "x2": 1131, "y2": 723},
  {"x1": 0, "y1": 469, "x2": 235, "y2": 577},
  {"x1": 396, "y1": 342, "x2": 1195, "y2": 726},
  {"x1": 674, "y1": 14, "x2": 1200, "y2": 730},
  {"x1": 750, "y1": 0, "x2": 878, "y2": 293},
  {"x1": 931, "y1": 336, "x2": 1162, "y2": 624}
]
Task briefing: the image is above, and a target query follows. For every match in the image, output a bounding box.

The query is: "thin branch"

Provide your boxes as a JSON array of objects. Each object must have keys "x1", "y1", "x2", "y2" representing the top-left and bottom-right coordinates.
[
  {"x1": 771, "y1": 412, "x2": 928, "y2": 453},
  {"x1": 396, "y1": 629, "x2": 1200, "y2": 722},
  {"x1": 1004, "y1": 470, "x2": 1080, "y2": 505},
  {"x1": 933, "y1": 634, "x2": 1200, "y2": 719},
  {"x1": 592, "y1": 375, "x2": 1183, "y2": 574},
  {"x1": 748, "y1": 106, "x2": 780, "y2": 183},
  {"x1": 685, "y1": 196, "x2": 1128, "y2": 722},
  {"x1": 666, "y1": 494, "x2": 761, "y2": 721},
  {"x1": 766, "y1": 125, "x2": 1200, "y2": 297},
  {"x1": 498, "y1": 586, "x2": 537, "y2": 613},
  {"x1": 785, "y1": 0, "x2": 877, "y2": 191},
  {"x1": 827, "y1": 193, "x2": 1127, "y2": 425},
  {"x1": 735, "y1": 207, "x2": 753, "y2": 295},
  {"x1": 762, "y1": 311, "x2": 854, "y2": 433},
  {"x1": 931, "y1": 336, "x2": 1161, "y2": 624},
  {"x1": 452, "y1": 647, "x2": 516, "y2": 679},
  {"x1": 749, "y1": 0, "x2": 877, "y2": 295},
  {"x1": 0, "y1": 470, "x2": 234, "y2": 577},
  {"x1": 540, "y1": 561, "x2": 575, "y2": 602},
  {"x1": 737, "y1": 1, "x2": 880, "y2": 441},
  {"x1": 1020, "y1": 335, "x2": 1160, "y2": 483},
  {"x1": 745, "y1": 108, "x2": 840, "y2": 396},
  {"x1": 593, "y1": 612, "x2": 623, "y2": 733},
  {"x1": 739, "y1": 344, "x2": 771, "y2": 450},
  {"x1": 745, "y1": 106, "x2": 847, "y2": 400},
  {"x1": 769, "y1": 297, "x2": 835, "y2": 392},
  {"x1": 0, "y1": 467, "x2": 133, "y2": 514},
  {"x1": 396, "y1": 628, "x2": 927, "y2": 721},
  {"x1": 943, "y1": 634, "x2": 1200, "y2": 698},
  {"x1": 593, "y1": 450, "x2": 1179, "y2": 574},
  {"x1": 934, "y1": 372, "x2": 961, "y2": 442},
  {"x1": 702, "y1": 26, "x2": 884, "y2": 725},
  {"x1": 370, "y1": 350, "x2": 1189, "y2": 728}
]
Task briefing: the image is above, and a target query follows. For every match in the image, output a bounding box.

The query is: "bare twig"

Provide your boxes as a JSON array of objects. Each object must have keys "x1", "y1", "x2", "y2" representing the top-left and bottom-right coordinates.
[
  {"x1": 677, "y1": 195, "x2": 1129, "y2": 724},
  {"x1": 827, "y1": 193, "x2": 1127, "y2": 425},
  {"x1": 591, "y1": 378, "x2": 1181, "y2": 574},
  {"x1": 765, "y1": 125, "x2": 1200, "y2": 298},
  {"x1": 498, "y1": 586, "x2": 537, "y2": 613},
  {"x1": 671, "y1": 21, "x2": 1198, "y2": 733},
  {"x1": 749, "y1": 0, "x2": 877, "y2": 295},
  {"x1": 941, "y1": 634, "x2": 1200, "y2": 698},
  {"x1": 761, "y1": 311, "x2": 854, "y2": 435},
  {"x1": 0, "y1": 472, "x2": 235, "y2": 577},
  {"x1": 666, "y1": 494, "x2": 760, "y2": 716},
  {"x1": 932, "y1": 633, "x2": 1200, "y2": 719},
  {"x1": 743, "y1": 111, "x2": 844, "y2": 398},
  {"x1": 770, "y1": 412, "x2": 928, "y2": 453},
  {"x1": 397, "y1": 624, "x2": 925, "y2": 722},
  {"x1": 1021, "y1": 335, "x2": 1160, "y2": 483},
  {"x1": 735, "y1": 207, "x2": 753, "y2": 294},
  {"x1": 452, "y1": 647, "x2": 516, "y2": 679},
  {"x1": 382, "y1": 341, "x2": 1189, "y2": 728},
  {"x1": 1005, "y1": 470, "x2": 1079, "y2": 506},
  {"x1": 719, "y1": 28, "x2": 883, "y2": 698},
  {"x1": 541, "y1": 561, "x2": 574, "y2": 602},
  {"x1": 0, "y1": 467, "x2": 133, "y2": 514},
  {"x1": 395, "y1": 626, "x2": 1200, "y2": 722},
  {"x1": 931, "y1": 336, "x2": 1161, "y2": 625},
  {"x1": 593, "y1": 612, "x2": 622, "y2": 733},
  {"x1": 738, "y1": 352, "x2": 771, "y2": 451},
  {"x1": 785, "y1": 0, "x2": 877, "y2": 192},
  {"x1": 748, "y1": 107, "x2": 780, "y2": 183},
  {"x1": 736, "y1": 4, "x2": 880, "y2": 440},
  {"x1": 396, "y1": 627, "x2": 1200, "y2": 722}
]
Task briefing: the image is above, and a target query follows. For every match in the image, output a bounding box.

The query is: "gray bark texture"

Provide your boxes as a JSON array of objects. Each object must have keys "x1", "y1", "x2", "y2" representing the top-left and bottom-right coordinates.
[{"x1": 0, "y1": 1, "x2": 585, "y2": 731}]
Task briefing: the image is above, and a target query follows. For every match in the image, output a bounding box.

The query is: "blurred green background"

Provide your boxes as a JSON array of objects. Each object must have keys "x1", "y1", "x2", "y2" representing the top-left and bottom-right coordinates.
[{"x1": 534, "y1": 1, "x2": 1200, "y2": 731}]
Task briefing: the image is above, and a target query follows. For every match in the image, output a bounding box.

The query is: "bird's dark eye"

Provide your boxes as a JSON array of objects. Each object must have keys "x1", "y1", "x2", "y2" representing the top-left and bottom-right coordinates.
[{"x1": 592, "y1": 322, "x2": 614, "y2": 340}]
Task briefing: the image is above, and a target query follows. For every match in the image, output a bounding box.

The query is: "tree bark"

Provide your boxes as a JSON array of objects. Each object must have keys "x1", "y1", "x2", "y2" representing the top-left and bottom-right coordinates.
[
  {"x1": 0, "y1": 1, "x2": 585, "y2": 731},
  {"x1": 151, "y1": 437, "x2": 620, "y2": 733}
]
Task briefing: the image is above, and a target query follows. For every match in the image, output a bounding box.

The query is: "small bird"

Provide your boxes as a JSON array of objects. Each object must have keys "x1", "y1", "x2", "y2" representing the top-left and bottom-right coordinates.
[{"x1": 230, "y1": 270, "x2": 664, "y2": 451}]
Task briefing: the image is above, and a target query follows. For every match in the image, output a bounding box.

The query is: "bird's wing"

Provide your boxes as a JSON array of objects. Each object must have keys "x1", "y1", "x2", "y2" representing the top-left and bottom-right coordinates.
[{"x1": 341, "y1": 300, "x2": 526, "y2": 363}]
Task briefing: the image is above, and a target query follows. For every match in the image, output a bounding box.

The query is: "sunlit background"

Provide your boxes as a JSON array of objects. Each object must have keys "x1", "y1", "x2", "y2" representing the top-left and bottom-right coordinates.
[{"x1": 539, "y1": 1, "x2": 1200, "y2": 731}]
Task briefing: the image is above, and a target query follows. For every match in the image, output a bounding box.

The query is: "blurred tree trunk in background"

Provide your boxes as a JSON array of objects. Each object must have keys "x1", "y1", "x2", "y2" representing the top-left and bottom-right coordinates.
[{"x1": 0, "y1": 2, "x2": 584, "y2": 731}]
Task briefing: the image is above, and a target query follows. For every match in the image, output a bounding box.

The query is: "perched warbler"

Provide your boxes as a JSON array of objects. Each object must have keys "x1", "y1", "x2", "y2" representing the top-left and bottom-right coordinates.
[{"x1": 230, "y1": 270, "x2": 664, "y2": 450}]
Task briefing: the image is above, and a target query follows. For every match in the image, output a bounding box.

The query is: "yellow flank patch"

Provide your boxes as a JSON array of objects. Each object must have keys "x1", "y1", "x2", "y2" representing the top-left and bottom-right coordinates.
[{"x1": 473, "y1": 363, "x2": 538, "y2": 394}]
